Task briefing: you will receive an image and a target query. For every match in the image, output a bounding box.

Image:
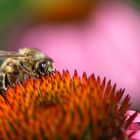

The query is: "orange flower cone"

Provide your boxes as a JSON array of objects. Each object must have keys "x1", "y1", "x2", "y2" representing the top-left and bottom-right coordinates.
[{"x1": 0, "y1": 70, "x2": 137, "y2": 140}]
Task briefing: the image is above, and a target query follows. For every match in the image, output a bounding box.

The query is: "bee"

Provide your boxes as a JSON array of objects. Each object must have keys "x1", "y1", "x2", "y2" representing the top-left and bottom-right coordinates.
[{"x1": 0, "y1": 48, "x2": 54, "y2": 91}]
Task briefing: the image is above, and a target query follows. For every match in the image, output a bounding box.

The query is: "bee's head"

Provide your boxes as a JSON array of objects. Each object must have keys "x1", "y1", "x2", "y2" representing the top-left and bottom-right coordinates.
[{"x1": 36, "y1": 58, "x2": 54, "y2": 75}]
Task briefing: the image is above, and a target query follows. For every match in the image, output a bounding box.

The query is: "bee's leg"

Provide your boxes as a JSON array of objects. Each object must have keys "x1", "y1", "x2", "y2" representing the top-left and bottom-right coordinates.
[
  {"x1": 20, "y1": 64, "x2": 38, "y2": 77},
  {"x1": 49, "y1": 70, "x2": 55, "y2": 76},
  {"x1": 0, "y1": 72, "x2": 10, "y2": 104},
  {"x1": 0, "y1": 72, "x2": 7, "y2": 91},
  {"x1": 0, "y1": 91, "x2": 11, "y2": 105}
]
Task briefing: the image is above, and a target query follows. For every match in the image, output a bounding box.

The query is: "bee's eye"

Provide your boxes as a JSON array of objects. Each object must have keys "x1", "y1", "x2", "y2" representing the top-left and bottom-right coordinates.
[
  {"x1": 37, "y1": 60, "x2": 53, "y2": 75},
  {"x1": 42, "y1": 63, "x2": 47, "y2": 67},
  {"x1": 38, "y1": 62, "x2": 47, "y2": 74}
]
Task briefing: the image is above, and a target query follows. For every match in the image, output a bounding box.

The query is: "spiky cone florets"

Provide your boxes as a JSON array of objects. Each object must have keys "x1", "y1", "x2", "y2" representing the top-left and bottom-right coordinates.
[{"x1": 0, "y1": 70, "x2": 136, "y2": 140}]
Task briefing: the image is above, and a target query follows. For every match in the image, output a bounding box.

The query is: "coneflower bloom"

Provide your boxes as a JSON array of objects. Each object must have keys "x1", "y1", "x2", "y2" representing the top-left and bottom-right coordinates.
[{"x1": 0, "y1": 70, "x2": 137, "y2": 140}]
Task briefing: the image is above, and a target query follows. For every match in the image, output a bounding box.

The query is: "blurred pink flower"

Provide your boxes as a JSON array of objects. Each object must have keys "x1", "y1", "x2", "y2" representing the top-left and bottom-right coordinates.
[
  {"x1": 126, "y1": 110, "x2": 140, "y2": 140},
  {"x1": 16, "y1": 2, "x2": 140, "y2": 110}
]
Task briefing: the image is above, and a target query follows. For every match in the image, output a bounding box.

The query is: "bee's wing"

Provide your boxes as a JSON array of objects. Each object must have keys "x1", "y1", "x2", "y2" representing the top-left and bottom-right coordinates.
[{"x1": 0, "y1": 51, "x2": 25, "y2": 58}]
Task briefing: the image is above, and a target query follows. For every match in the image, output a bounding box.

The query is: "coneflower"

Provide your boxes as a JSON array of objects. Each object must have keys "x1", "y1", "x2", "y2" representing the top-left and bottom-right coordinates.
[{"x1": 0, "y1": 70, "x2": 137, "y2": 140}]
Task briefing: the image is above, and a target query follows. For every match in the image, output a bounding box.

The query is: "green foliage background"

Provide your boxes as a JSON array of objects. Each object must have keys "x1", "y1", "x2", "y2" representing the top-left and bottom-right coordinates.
[
  {"x1": 0, "y1": 0, "x2": 23, "y2": 49},
  {"x1": 134, "y1": 0, "x2": 140, "y2": 7}
]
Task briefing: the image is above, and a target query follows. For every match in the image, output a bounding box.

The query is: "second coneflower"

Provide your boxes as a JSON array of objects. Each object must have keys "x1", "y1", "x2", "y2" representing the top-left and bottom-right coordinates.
[{"x1": 0, "y1": 70, "x2": 137, "y2": 140}]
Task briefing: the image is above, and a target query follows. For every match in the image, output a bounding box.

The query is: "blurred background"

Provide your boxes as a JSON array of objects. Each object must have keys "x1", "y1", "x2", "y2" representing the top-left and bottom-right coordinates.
[{"x1": 0, "y1": 0, "x2": 140, "y2": 110}]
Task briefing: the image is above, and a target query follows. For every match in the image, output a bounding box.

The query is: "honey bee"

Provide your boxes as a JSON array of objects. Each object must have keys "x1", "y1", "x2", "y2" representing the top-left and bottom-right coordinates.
[{"x1": 0, "y1": 48, "x2": 54, "y2": 91}]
